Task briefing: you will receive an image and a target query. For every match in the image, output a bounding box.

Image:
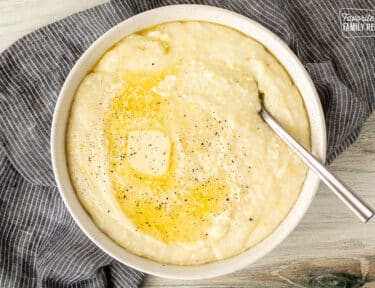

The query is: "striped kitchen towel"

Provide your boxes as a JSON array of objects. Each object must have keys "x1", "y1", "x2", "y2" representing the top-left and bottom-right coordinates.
[{"x1": 0, "y1": 0, "x2": 374, "y2": 287}]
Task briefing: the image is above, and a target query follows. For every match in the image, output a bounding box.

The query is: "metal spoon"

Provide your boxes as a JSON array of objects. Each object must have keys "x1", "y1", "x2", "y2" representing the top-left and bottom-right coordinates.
[{"x1": 259, "y1": 107, "x2": 374, "y2": 223}]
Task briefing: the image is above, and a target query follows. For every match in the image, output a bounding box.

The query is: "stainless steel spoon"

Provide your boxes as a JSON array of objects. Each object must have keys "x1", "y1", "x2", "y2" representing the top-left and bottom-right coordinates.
[{"x1": 259, "y1": 107, "x2": 374, "y2": 223}]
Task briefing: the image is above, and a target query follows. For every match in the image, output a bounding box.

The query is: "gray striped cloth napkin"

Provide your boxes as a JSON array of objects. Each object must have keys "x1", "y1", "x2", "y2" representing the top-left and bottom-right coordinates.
[{"x1": 0, "y1": 0, "x2": 374, "y2": 287}]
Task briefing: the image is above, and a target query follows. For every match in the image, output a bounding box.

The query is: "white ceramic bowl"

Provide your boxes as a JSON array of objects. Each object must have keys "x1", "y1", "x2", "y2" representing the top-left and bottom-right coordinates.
[{"x1": 51, "y1": 4, "x2": 327, "y2": 280}]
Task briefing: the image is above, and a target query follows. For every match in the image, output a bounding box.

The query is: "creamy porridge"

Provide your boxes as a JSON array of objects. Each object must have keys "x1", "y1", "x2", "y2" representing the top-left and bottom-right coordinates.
[{"x1": 66, "y1": 21, "x2": 310, "y2": 265}]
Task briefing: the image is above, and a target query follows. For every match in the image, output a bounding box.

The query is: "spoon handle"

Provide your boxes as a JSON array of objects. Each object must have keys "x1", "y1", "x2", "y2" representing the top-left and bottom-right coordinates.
[{"x1": 260, "y1": 108, "x2": 374, "y2": 223}]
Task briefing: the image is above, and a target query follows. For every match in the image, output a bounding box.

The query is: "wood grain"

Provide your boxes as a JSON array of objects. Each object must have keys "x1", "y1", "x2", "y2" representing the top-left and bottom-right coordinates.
[
  {"x1": 144, "y1": 256, "x2": 375, "y2": 287},
  {"x1": 0, "y1": 1, "x2": 374, "y2": 287}
]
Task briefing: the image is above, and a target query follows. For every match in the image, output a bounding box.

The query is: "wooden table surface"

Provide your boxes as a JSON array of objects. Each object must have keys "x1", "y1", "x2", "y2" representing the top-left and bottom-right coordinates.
[{"x1": 1, "y1": 1, "x2": 374, "y2": 287}]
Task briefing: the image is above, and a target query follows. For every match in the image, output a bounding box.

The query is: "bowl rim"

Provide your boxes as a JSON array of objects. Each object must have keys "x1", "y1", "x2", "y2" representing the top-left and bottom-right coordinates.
[{"x1": 51, "y1": 4, "x2": 327, "y2": 280}]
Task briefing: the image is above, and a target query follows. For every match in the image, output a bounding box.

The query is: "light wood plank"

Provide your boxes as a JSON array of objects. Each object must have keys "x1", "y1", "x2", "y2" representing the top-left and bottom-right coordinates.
[
  {"x1": 0, "y1": 0, "x2": 108, "y2": 51},
  {"x1": 144, "y1": 257, "x2": 375, "y2": 287}
]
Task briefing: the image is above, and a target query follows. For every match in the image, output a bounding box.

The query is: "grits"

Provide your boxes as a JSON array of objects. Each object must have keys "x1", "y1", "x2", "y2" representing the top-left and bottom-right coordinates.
[{"x1": 66, "y1": 21, "x2": 310, "y2": 265}]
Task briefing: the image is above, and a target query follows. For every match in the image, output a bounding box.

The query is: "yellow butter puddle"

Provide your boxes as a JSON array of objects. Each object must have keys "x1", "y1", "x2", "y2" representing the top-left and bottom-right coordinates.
[{"x1": 104, "y1": 69, "x2": 229, "y2": 243}]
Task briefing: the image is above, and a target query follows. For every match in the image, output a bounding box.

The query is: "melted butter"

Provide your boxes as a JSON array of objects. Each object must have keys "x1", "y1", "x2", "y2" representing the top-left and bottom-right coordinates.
[{"x1": 104, "y1": 69, "x2": 229, "y2": 243}]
